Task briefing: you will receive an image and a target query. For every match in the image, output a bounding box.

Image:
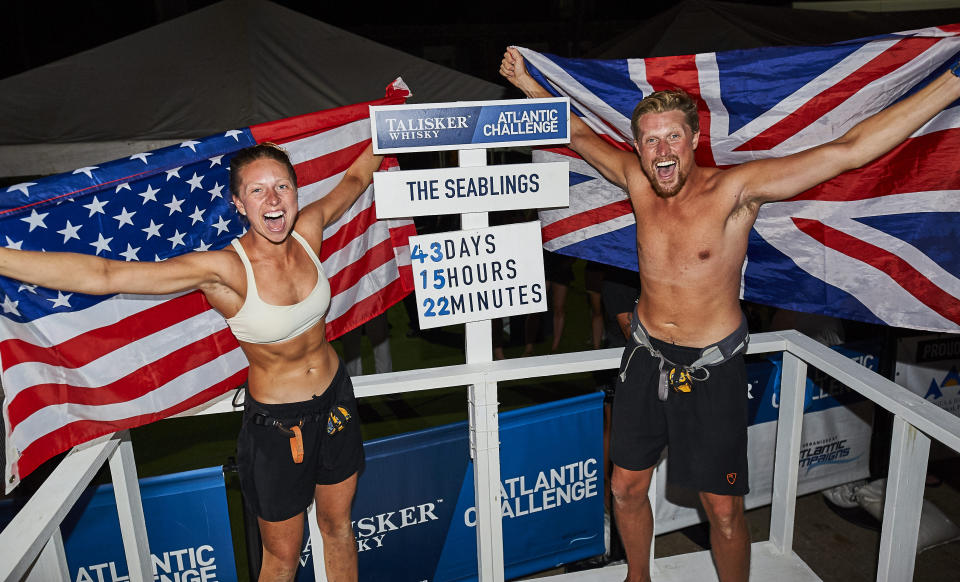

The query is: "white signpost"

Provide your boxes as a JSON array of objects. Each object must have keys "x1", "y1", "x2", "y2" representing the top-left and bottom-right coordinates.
[
  {"x1": 373, "y1": 162, "x2": 569, "y2": 219},
  {"x1": 408, "y1": 221, "x2": 547, "y2": 329},
  {"x1": 370, "y1": 97, "x2": 570, "y2": 582}
]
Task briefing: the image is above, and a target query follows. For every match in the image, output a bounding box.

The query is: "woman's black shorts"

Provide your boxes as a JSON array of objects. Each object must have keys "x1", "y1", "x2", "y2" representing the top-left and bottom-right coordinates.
[
  {"x1": 610, "y1": 334, "x2": 749, "y2": 496},
  {"x1": 237, "y1": 362, "x2": 365, "y2": 522}
]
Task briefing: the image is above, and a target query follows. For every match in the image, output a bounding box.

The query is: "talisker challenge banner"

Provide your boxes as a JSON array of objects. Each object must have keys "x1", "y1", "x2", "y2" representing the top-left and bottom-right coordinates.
[
  {"x1": 370, "y1": 98, "x2": 569, "y2": 153},
  {"x1": 299, "y1": 392, "x2": 604, "y2": 581}
]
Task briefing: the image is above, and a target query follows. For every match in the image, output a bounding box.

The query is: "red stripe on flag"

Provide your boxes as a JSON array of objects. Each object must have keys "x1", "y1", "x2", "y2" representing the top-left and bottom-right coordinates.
[
  {"x1": 793, "y1": 218, "x2": 960, "y2": 325},
  {"x1": 250, "y1": 80, "x2": 408, "y2": 143},
  {"x1": 397, "y1": 263, "x2": 414, "y2": 294},
  {"x1": 541, "y1": 200, "x2": 634, "y2": 243},
  {"x1": 319, "y1": 204, "x2": 378, "y2": 262},
  {"x1": 325, "y1": 276, "x2": 408, "y2": 341},
  {"x1": 6, "y1": 328, "x2": 240, "y2": 429},
  {"x1": 736, "y1": 37, "x2": 941, "y2": 151},
  {"x1": 643, "y1": 54, "x2": 716, "y2": 167},
  {"x1": 388, "y1": 222, "x2": 417, "y2": 252},
  {"x1": 793, "y1": 130, "x2": 960, "y2": 201},
  {"x1": 328, "y1": 239, "x2": 396, "y2": 295},
  {"x1": 381, "y1": 157, "x2": 400, "y2": 170},
  {"x1": 0, "y1": 292, "x2": 210, "y2": 369},
  {"x1": 293, "y1": 140, "x2": 371, "y2": 188},
  {"x1": 14, "y1": 372, "x2": 246, "y2": 480}
]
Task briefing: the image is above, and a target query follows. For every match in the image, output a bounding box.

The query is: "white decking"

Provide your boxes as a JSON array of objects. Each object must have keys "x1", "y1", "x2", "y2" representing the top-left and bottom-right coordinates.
[{"x1": 538, "y1": 541, "x2": 821, "y2": 582}]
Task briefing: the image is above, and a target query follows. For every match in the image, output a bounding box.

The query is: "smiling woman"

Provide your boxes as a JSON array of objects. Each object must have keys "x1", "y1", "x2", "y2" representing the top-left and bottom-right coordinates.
[{"x1": 0, "y1": 140, "x2": 385, "y2": 582}]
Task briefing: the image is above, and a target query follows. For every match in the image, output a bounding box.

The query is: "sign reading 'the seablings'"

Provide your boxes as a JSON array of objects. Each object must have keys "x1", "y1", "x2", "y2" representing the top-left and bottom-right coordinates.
[
  {"x1": 370, "y1": 97, "x2": 569, "y2": 153},
  {"x1": 409, "y1": 221, "x2": 546, "y2": 329},
  {"x1": 373, "y1": 162, "x2": 569, "y2": 219}
]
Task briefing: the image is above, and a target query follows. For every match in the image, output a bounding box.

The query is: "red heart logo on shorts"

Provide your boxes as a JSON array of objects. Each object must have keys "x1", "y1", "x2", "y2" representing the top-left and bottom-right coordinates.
[{"x1": 726, "y1": 473, "x2": 737, "y2": 485}]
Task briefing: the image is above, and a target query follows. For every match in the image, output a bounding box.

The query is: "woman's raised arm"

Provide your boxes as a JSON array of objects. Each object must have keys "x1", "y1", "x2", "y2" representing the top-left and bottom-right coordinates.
[{"x1": 0, "y1": 246, "x2": 229, "y2": 296}]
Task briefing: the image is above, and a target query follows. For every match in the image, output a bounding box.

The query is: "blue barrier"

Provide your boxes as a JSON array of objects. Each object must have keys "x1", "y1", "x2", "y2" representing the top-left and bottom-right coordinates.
[
  {"x1": 297, "y1": 391, "x2": 605, "y2": 581},
  {"x1": 0, "y1": 467, "x2": 239, "y2": 582}
]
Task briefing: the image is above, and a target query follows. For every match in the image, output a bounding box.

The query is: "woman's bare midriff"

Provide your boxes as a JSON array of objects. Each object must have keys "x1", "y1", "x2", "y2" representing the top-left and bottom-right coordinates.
[{"x1": 239, "y1": 323, "x2": 340, "y2": 404}]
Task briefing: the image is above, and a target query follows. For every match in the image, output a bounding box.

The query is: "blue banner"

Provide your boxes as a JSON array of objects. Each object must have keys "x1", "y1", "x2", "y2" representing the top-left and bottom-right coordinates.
[
  {"x1": 747, "y1": 339, "x2": 881, "y2": 426},
  {"x1": 0, "y1": 466, "x2": 238, "y2": 582},
  {"x1": 66, "y1": 467, "x2": 238, "y2": 582},
  {"x1": 297, "y1": 391, "x2": 604, "y2": 581},
  {"x1": 371, "y1": 99, "x2": 569, "y2": 153}
]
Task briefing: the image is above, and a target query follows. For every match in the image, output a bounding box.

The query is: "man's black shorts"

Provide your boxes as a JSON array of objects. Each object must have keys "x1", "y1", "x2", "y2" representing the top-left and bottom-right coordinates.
[
  {"x1": 237, "y1": 363, "x2": 365, "y2": 522},
  {"x1": 610, "y1": 334, "x2": 749, "y2": 496}
]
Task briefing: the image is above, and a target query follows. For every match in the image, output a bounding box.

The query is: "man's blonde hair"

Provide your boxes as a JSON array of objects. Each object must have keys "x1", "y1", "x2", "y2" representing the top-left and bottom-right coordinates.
[{"x1": 630, "y1": 90, "x2": 700, "y2": 141}]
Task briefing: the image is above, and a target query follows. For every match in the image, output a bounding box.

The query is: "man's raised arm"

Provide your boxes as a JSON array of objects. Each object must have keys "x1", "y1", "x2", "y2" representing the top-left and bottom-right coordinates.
[
  {"x1": 500, "y1": 47, "x2": 637, "y2": 191},
  {"x1": 736, "y1": 61, "x2": 960, "y2": 206}
]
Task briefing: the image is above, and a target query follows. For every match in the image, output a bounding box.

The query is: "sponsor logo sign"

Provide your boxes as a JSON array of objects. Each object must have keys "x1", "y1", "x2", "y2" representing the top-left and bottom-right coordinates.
[{"x1": 370, "y1": 98, "x2": 569, "y2": 153}]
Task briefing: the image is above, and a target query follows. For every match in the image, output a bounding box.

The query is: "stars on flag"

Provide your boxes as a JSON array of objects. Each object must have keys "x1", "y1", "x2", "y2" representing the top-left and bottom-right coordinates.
[
  {"x1": 165, "y1": 195, "x2": 185, "y2": 215},
  {"x1": 139, "y1": 185, "x2": 160, "y2": 204},
  {"x1": 57, "y1": 220, "x2": 82, "y2": 243},
  {"x1": 2, "y1": 295, "x2": 19, "y2": 315},
  {"x1": 21, "y1": 209, "x2": 49, "y2": 232},
  {"x1": 7, "y1": 183, "x2": 36, "y2": 197},
  {"x1": 47, "y1": 291, "x2": 73, "y2": 309},
  {"x1": 83, "y1": 196, "x2": 108, "y2": 217},
  {"x1": 73, "y1": 166, "x2": 99, "y2": 179},
  {"x1": 186, "y1": 173, "x2": 204, "y2": 191},
  {"x1": 120, "y1": 244, "x2": 141, "y2": 262},
  {"x1": 0, "y1": 131, "x2": 249, "y2": 322},
  {"x1": 90, "y1": 234, "x2": 113, "y2": 256},
  {"x1": 142, "y1": 220, "x2": 163, "y2": 240},
  {"x1": 113, "y1": 207, "x2": 136, "y2": 228}
]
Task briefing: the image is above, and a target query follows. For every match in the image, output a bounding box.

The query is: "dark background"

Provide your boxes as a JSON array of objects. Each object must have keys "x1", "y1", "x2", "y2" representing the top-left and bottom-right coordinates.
[{"x1": 2, "y1": 0, "x2": 805, "y2": 83}]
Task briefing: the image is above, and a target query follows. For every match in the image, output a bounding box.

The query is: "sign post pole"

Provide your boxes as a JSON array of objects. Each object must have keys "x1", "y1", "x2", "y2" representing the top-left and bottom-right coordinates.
[
  {"x1": 370, "y1": 97, "x2": 570, "y2": 580},
  {"x1": 458, "y1": 147, "x2": 504, "y2": 581}
]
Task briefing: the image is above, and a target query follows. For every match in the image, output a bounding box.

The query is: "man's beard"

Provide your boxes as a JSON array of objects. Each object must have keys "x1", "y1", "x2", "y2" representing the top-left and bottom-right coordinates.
[{"x1": 642, "y1": 157, "x2": 689, "y2": 199}]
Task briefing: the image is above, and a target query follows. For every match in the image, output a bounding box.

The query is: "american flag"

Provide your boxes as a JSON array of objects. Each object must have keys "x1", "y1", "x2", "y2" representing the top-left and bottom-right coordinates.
[
  {"x1": 520, "y1": 24, "x2": 960, "y2": 333},
  {"x1": 0, "y1": 79, "x2": 415, "y2": 491}
]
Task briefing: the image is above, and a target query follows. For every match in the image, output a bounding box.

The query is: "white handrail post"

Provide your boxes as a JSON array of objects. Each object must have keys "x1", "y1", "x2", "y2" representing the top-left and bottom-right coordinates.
[
  {"x1": 108, "y1": 430, "x2": 152, "y2": 582},
  {"x1": 0, "y1": 436, "x2": 118, "y2": 582},
  {"x1": 307, "y1": 501, "x2": 329, "y2": 582},
  {"x1": 769, "y1": 348, "x2": 806, "y2": 554},
  {"x1": 648, "y1": 464, "x2": 658, "y2": 579},
  {"x1": 23, "y1": 528, "x2": 68, "y2": 582},
  {"x1": 459, "y1": 147, "x2": 505, "y2": 582},
  {"x1": 876, "y1": 416, "x2": 930, "y2": 582}
]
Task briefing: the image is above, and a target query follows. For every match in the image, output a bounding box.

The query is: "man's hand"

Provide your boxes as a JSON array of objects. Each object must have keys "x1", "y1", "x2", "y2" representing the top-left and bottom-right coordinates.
[
  {"x1": 500, "y1": 47, "x2": 551, "y2": 99},
  {"x1": 500, "y1": 45, "x2": 636, "y2": 190}
]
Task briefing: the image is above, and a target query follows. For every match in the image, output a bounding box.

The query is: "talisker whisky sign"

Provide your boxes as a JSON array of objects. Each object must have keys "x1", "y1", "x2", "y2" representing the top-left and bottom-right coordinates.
[{"x1": 370, "y1": 97, "x2": 569, "y2": 153}]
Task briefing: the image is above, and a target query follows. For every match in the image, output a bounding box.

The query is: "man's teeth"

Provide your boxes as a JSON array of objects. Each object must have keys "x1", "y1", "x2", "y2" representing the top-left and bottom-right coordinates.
[
  {"x1": 264, "y1": 211, "x2": 284, "y2": 218},
  {"x1": 656, "y1": 161, "x2": 676, "y2": 168}
]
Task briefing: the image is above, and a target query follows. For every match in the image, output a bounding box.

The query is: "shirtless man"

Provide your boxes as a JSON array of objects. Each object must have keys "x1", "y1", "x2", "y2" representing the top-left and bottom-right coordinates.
[{"x1": 501, "y1": 46, "x2": 960, "y2": 581}]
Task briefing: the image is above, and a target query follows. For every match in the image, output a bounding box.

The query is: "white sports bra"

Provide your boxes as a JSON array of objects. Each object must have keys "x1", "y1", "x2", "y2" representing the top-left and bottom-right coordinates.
[{"x1": 225, "y1": 231, "x2": 331, "y2": 344}]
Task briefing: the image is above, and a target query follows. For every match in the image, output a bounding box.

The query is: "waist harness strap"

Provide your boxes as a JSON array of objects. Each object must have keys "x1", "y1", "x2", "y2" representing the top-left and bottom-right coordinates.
[
  {"x1": 251, "y1": 411, "x2": 323, "y2": 435},
  {"x1": 619, "y1": 314, "x2": 750, "y2": 401}
]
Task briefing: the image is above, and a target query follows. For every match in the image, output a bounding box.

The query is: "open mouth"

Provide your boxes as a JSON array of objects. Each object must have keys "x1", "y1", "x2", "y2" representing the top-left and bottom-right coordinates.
[
  {"x1": 263, "y1": 210, "x2": 285, "y2": 232},
  {"x1": 655, "y1": 160, "x2": 677, "y2": 180}
]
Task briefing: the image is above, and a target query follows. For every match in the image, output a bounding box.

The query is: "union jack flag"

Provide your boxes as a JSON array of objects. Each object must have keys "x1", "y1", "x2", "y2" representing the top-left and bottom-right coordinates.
[
  {"x1": 519, "y1": 24, "x2": 960, "y2": 333},
  {"x1": 0, "y1": 80, "x2": 415, "y2": 491}
]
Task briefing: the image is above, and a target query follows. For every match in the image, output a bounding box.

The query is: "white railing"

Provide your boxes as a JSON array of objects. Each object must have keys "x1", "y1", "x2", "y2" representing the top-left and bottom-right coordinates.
[{"x1": 2, "y1": 329, "x2": 959, "y2": 582}]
